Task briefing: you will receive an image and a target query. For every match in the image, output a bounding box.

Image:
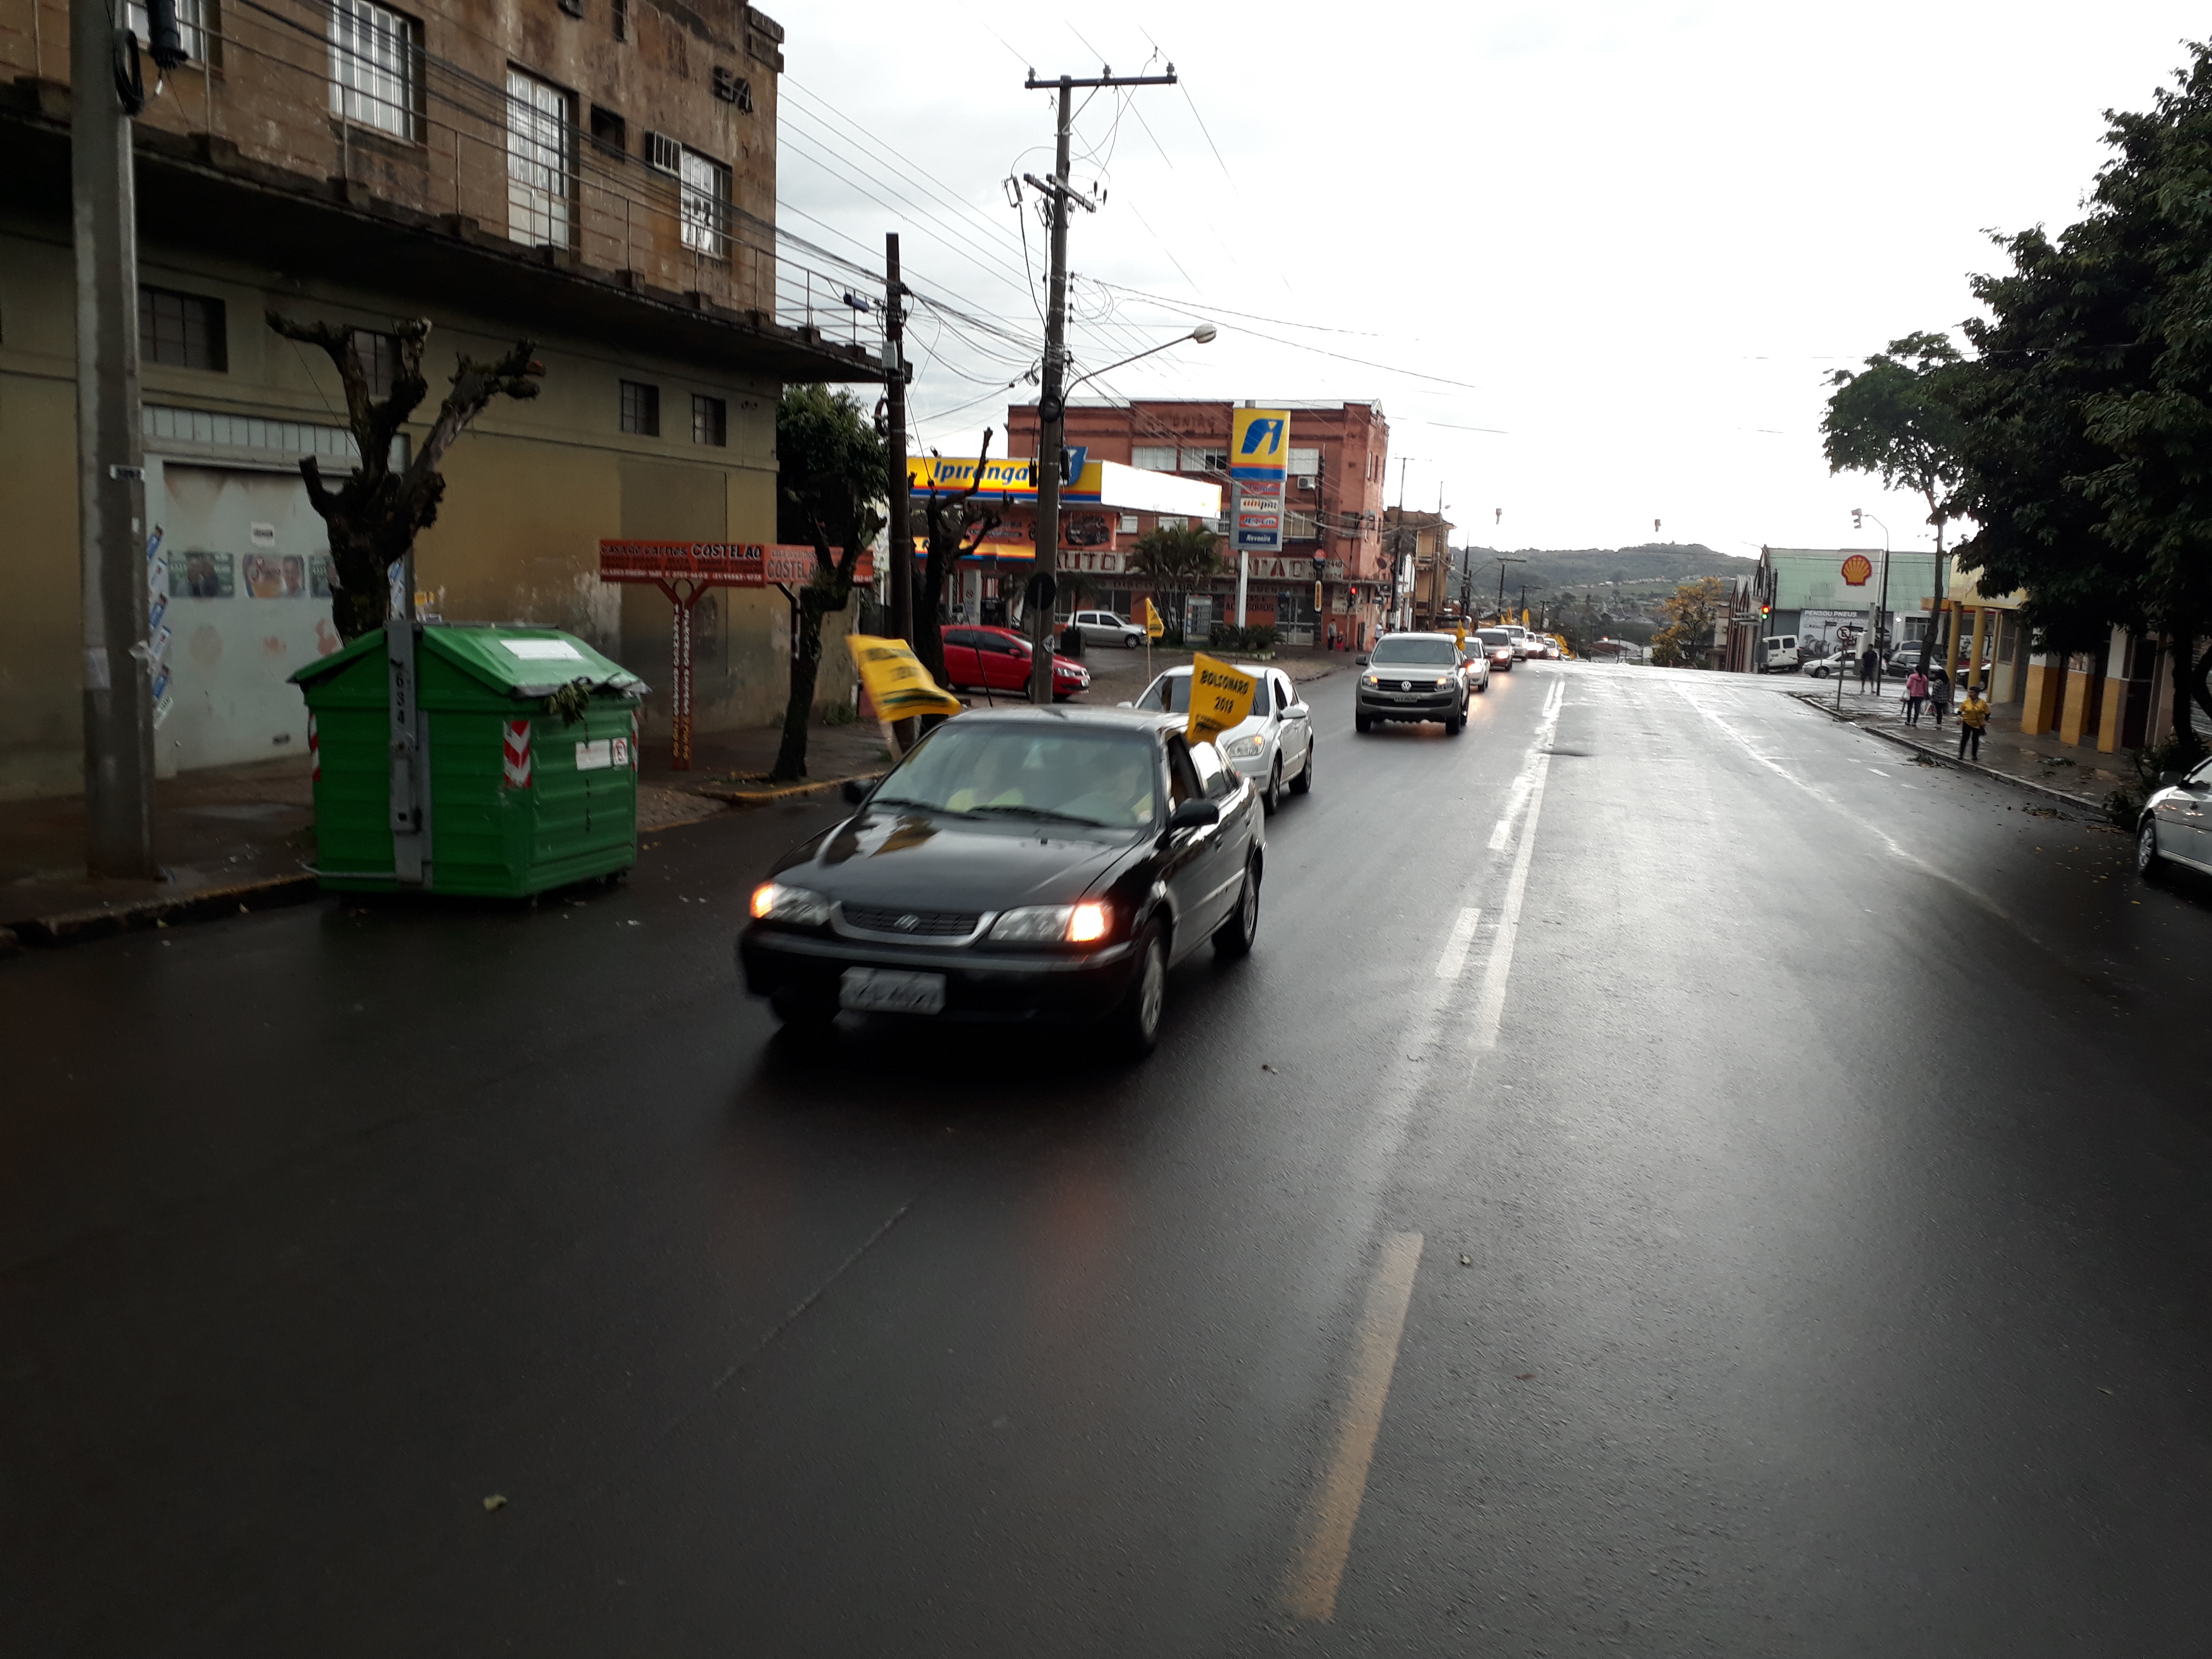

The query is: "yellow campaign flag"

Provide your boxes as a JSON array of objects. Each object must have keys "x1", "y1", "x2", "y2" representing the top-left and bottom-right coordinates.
[
  {"x1": 1186, "y1": 652, "x2": 1257, "y2": 746},
  {"x1": 847, "y1": 634, "x2": 965, "y2": 720},
  {"x1": 1453, "y1": 625, "x2": 1467, "y2": 654},
  {"x1": 1144, "y1": 597, "x2": 1165, "y2": 639}
]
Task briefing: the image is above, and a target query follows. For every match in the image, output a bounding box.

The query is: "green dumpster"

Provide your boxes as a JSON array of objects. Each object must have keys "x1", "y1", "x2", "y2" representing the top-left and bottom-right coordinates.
[{"x1": 293, "y1": 623, "x2": 648, "y2": 896}]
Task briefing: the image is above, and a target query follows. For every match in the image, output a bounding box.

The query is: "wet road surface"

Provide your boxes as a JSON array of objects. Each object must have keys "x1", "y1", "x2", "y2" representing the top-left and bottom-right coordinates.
[{"x1": 5, "y1": 662, "x2": 2209, "y2": 1655}]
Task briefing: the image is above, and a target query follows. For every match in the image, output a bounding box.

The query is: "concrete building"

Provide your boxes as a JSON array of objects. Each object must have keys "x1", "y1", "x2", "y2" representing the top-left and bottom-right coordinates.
[
  {"x1": 1006, "y1": 398, "x2": 1392, "y2": 648},
  {"x1": 1380, "y1": 507, "x2": 1453, "y2": 631},
  {"x1": 0, "y1": 0, "x2": 877, "y2": 798},
  {"x1": 1758, "y1": 546, "x2": 1944, "y2": 663}
]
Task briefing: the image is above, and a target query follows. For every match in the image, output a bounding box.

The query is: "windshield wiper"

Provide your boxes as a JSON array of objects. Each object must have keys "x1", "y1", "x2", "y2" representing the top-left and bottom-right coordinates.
[
  {"x1": 968, "y1": 804, "x2": 1112, "y2": 827},
  {"x1": 868, "y1": 795, "x2": 967, "y2": 815}
]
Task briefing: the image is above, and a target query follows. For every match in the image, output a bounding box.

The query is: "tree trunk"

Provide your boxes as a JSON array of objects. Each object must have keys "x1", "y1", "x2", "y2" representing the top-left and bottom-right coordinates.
[{"x1": 771, "y1": 585, "x2": 831, "y2": 782}]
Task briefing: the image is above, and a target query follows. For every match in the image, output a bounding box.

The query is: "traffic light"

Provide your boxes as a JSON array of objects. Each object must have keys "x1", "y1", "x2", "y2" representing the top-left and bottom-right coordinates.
[
  {"x1": 1851, "y1": 508, "x2": 1863, "y2": 530},
  {"x1": 1761, "y1": 602, "x2": 1772, "y2": 620}
]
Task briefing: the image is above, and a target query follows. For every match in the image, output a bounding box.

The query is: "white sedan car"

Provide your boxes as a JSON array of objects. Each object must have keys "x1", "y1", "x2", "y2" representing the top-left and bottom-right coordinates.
[
  {"x1": 1071, "y1": 609, "x2": 1148, "y2": 648},
  {"x1": 1125, "y1": 662, "x2": 1315, "y2": 812}
]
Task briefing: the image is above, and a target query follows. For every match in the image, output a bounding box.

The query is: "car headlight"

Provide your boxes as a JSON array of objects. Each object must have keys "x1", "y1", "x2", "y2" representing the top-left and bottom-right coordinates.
[
  {"x1": 1361, "y1": 674, "x2": 1380, "y2": 686},
  {"x1": 989, "y1": 901, "x2": 1112, "y2": 943},
  {"x1": 750, "y1": 881, "x2": 831, "y2": 925},
  {"x1": 1432, "y1": 676, "x2": 1453, "y2": 689},
  {"x1": 1223, "y1": 735, "x2": 1264, "y2": 759}
]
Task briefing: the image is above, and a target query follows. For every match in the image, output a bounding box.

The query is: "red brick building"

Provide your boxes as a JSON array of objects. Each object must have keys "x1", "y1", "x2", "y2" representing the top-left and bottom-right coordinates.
[{"x1": 1006, "y1": 398, "x2": 1392, "y2": 647}]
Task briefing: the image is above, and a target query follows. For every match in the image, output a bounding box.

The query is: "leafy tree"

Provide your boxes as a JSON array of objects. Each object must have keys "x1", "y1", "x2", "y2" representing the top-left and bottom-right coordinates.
[
  {"x1": 1947, "y1": 41, "x2": 2212, "y2": 742},
  {"x1": 908, "y1": 433, "x2": 1000, "y2": 694},
  {"x1": 772, "y1": 385, "x2": 886, "y2": 782},
  {"x1": 1125, "y1": 524, "x2": 1221, "y2": 643},
  {"x1": 1822, "y1": 332, "x2": 1966, "y2": 669},
  {"x1": 266, "y1": 313, "x2": 541, "y2": 641},
  {"x1": 1649, "y1": 577, "x2": 1727, "y2": 667}
]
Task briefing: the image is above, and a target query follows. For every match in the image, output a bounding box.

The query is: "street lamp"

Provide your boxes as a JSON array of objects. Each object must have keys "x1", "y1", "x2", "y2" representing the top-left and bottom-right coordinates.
[{"x1": 1060, "y1": 324, "x2": 1216, "y2": 399}]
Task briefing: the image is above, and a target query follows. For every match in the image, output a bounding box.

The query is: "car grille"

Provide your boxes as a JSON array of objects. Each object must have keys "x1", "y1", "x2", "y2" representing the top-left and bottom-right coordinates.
[{"x1": 839, "y1": 904, "x2": 984, "y2": 939}]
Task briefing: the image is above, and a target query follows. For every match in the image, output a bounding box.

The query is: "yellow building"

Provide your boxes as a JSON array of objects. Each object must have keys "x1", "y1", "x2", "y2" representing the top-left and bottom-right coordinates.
[{"x1": 0, "y1": 0, "x2": 877, "y2": 798}]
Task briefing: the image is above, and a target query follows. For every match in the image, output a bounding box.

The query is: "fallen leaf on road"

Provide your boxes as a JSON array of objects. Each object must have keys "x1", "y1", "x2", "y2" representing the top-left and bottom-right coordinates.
[
  {"x1": 482, "y1": 1494, "x2": 507, "y2": 1512},
  {"x1": 1514, "y1": 1373, "x2": 1535, "y2": 1381}
]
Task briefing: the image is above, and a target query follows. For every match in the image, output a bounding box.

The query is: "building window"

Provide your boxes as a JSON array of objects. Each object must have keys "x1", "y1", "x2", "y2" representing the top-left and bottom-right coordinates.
[
  {"x1": 1183, "y1": 447, "x2": 1228, "y2": 474},
  {"x1": 1158, "y1": 514, "x2": 1186, "y2": 532},
  {"x1": 356, "y1": 330, "x2": 400, "y2": 399},
  {"x1": 506, "y1": 68, "x2": 575, "y2": 248},
  {"x1": 138, "y1": 287, "x2": 226, "y2": 370},
  {"x1": 643, "y1": 130, "x2": 680, "y2": 173},
  {"x1": 588, "y1": 103, "x2": 626, "y2": 155},
  {"x1": 611, "y1": 0, "x2": 628, "y2": 39},
  {"x1": 1131, "y1": 445, "x2": 1177, "y2": 471},
  {"x1": 1117, "y1": 513, "x2": 1139, "y2": 533},
  {"x1": 128, "y1": 0, "x2": 208, "y2": 61},
  {"x1": 620, "y1": 380, "x2": 659, "y2": 436},
  {"x1": 692, "y1": 394, "x2": 726, "y2": 446},
  {"x1": 328, "y1": 0, "x2": 420, "y2": 141},
  {"x1": 679, "y1": 147, "x2": 731, "y2": 258}
]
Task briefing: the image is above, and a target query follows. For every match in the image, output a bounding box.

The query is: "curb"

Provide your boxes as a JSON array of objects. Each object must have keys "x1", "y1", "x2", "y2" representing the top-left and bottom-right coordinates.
[
  {"x1": 7, "y1": 871, "x2": 321, "y2": 948},
  {"x1": 1793, "y1": 695, "x2": 2105, "y2": 812},
  {"x1": 690, "y1": 771, "x2": 883, "y2": 809}
]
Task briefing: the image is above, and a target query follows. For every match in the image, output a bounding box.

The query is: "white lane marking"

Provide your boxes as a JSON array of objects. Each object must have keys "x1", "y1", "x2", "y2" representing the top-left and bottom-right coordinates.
[
  {"x1": 1487, "y1": 687, "x2": 1566, "y2": 851},
  {"x1": 1283, "y1": 1231, "x2": 1425, "y2": 1624},
  {"x1": 1470, "y1": 744, "x2": 1554, "y2": 1050},
  {"x1": 1434, "y1": 907, "x2": 1484, "y2": 979}
]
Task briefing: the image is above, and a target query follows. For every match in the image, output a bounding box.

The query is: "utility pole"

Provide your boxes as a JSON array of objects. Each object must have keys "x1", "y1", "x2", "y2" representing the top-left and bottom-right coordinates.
[
  {"x1": 885, "y1": 233, "x2": 910, "y2": 645},
  {"x1": 74, "y1": 0, "x2": 158, "y2": 877},
  {"x1": 1021, "y1": 63, "x2": 1176, "y2": 704},
  {"x1": 1491, "y1": 555, "x2": 1526, "y2": 623}
]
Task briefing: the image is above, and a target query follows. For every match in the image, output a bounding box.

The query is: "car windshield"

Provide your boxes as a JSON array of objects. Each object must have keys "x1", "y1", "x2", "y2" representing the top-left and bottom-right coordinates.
[
  {"x1": 1475, "y1": 630, "x2": 1511, "y2": 647},
  {"x1": 1370, "y1": 638, "x2": 1458, "y2": 666},
  {"x1": 1138, "y1": 672, "x2": 1269, "y2": 716},
  {"x1": 873, "y1": 723, "x2": 1157, "y2": 829}
]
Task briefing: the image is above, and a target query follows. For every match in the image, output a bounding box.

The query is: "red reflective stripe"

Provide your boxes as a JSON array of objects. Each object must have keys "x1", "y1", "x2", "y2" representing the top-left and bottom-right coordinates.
[
  {"x1": 308, "y1": 714, "x2": 319, "y2": 783},
  {"x1": 502, "y1": 719, "x2": 534, "y2": 789}
]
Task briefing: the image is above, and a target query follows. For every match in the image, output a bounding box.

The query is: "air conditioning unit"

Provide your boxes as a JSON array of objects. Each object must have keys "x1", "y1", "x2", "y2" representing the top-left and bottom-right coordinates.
[{"x1": 1295, "y1": 475, "x2": 1317, "y2": 491}]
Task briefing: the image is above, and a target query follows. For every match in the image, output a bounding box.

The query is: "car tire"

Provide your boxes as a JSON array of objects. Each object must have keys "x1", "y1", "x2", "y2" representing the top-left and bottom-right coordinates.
[
  {"x1": 1125, "y1": 636, "x2": 1139, "y2": 648},
  {"x1": 2137, "y1": 817, "x2": 2164, "y2": 879},
  {"x1": 1290, "y1": 742, "x2": 1314, "y2": 795},
  {"x1": 1262, "y1": 757, "x2": 1283, "y2": 814},
  {"x1": 1445, "y1": 701, "x2": 1464, "y2": 735},
  {"x1": 1355, "y1": 711, "x2": 1373, "y2": 733},
  {"x1": 1214, "y1": 857, "x2": 1260, "y2": 958},
  {"x1": 1114, "y1": 928, "x2": 1168, "y2": 1056}
]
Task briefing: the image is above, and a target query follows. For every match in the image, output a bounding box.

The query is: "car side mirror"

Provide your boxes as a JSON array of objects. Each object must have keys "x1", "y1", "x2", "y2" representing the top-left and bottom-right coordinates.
[
  {"x1": 1116, "y1": 699, "x2": 1133, "y2": 708},
  {"x1": 1168, "y1": 799, "x2": 1220, "y2": 830},
  {"x1": 842, "y1": 778, "x2": 872, "y2": 803},
  {"x1": 2159, "y1": 771, "x2": 2183, "y2": 788},
  {"x1": 1356, "y1": 654, "x2": 1369, "y2": 666}
]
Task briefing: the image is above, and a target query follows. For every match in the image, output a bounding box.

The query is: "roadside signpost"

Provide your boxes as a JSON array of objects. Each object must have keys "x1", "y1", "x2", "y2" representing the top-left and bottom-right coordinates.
[
  {"x1": 1229, "y1": 409, "x2": 1291, "y2": 627},
  {"x1": 597, "y1": 541, "x2": 875, "y2": 769}
]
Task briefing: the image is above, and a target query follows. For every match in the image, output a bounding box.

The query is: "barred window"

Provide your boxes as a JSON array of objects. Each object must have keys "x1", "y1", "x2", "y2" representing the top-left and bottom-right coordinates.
[
  {"x1": 359, "y1": 331, "x2": 399, "y2": 399},
  {"x1": 139, "y1": 287, "x2": 227, "y2": 371},
  {"x1": 620, "y1": 380, "x2": 659, "y2": 436},
  {"x1": 678, "y1": 147, "x2": 731, "y2": 258},
  {"x1": 1131, "y1": 445, "x2": 1177, "y2": 471},
  {"x1": 691, "y1": 394, "x2": 726, "y2": 447},
  {"x1": 328, "y1": 0, "x2": 421, "y2": 141},
  {"x1": 128, "y1": 0, "x2": 208, "y2": 62},
  {"x1": 506, "y1": 68, "x2": 575, "y2": 247}
]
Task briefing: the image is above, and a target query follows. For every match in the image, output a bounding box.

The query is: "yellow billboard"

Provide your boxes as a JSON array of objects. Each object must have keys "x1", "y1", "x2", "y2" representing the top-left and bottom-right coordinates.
[{"x1": 1229, "y1": 409, "x2": 1291, "y2": 478}]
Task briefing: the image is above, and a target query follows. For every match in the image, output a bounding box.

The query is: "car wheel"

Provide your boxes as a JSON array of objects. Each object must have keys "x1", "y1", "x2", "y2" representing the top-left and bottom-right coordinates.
[
  {"x1": 1290, "y1": 741, "x2": 1314, "y2": 795},
  {"x1": 1125, "y1": 636, "x2": 1139, "y2": 648},
  {"x1": 1214, "y1": 858, "x2": 1260, "y2": 958},
  {"x1": 1445, "y1": 701, "x2": 1464, "y2": 735},
  {"x1": 1114, "y1": 928, "x2": 1168, "y2": 1056},
  {"x1": 2137, "y1": 817, "x2": 2164, "y2": 878},
  {"x1": 1262, "y1": 757, "x2": 1283, "y2": 814},
  {"x1": 1355, "y1": 711, "x2": 1373, "y2": 733}
]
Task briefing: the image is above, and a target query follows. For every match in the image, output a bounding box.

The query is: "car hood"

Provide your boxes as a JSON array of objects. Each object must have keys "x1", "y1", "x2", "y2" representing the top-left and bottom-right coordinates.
[{"x1": 774, "y1": 808, "x2": 1140, "y2": 910}]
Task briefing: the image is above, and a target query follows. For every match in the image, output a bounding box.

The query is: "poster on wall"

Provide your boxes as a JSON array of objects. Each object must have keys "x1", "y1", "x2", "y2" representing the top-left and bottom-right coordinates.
[
  {"x1": 170, "y1": 551, "x2": 235, "y2": 598},
  {"x1": 243, "y1": 554, "x2": 305, "y2": 599}
]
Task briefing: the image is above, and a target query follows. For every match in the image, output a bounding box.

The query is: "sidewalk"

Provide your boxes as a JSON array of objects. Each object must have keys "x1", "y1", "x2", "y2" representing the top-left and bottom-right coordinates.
[
  {"x1": 1790, "y1": 681, "x2": 2126, "y2": 811},
  {"x1": 0, "y1": 715, "x2": 894, "y2": 945}
]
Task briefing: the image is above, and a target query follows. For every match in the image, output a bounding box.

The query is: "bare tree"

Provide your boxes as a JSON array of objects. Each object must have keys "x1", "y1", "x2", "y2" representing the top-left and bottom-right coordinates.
[
  {"x1": 267, "y1": 313, "x2": 543, "y2": 641},
  {"x1": 910, "y1": 430, "x2": 1000, "y2": 689}
]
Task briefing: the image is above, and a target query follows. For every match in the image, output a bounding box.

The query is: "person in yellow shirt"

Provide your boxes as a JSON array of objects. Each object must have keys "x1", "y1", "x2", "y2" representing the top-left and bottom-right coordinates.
[{"x1": 1958, "y1": 684, "x2": 1991, "y2": 760}]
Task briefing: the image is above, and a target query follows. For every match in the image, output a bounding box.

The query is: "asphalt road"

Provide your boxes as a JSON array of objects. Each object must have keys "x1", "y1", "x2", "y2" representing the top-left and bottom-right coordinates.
[{"x1": 5, "y1": 661, "x2": 2209, "y2": 1656}]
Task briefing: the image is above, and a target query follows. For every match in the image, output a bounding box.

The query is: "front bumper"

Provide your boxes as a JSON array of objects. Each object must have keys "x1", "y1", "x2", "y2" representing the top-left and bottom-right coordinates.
[
  {"x1": 1357, "y1": 683, "x2": 1460, "y2": 720},
  {"x1": 739, "y1": 927, "x2": 1141, "y2": 1023}
]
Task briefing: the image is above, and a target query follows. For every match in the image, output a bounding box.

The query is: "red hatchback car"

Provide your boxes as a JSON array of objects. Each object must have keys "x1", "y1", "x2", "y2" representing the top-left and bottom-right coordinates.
[{"x1": 941, "y1": 625, "x2": 1092, "y2": 701}]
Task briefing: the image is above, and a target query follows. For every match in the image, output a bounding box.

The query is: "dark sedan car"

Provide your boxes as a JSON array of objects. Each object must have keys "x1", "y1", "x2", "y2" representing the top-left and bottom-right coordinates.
[{"x1": 738, "y1": 708, "x2": 1264, "y2": 1055}]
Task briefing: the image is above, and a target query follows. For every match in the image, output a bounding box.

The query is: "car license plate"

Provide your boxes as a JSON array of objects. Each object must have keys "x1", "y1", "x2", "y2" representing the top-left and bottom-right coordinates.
[{"x1": 839, "y1": 966, "x2": 947, "y2": 1015}]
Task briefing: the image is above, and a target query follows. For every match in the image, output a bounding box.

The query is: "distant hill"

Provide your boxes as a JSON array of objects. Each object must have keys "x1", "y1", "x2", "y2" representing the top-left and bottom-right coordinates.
[{"x1": 1452, "y1": 543, "x2": 1757, "y2": 597}]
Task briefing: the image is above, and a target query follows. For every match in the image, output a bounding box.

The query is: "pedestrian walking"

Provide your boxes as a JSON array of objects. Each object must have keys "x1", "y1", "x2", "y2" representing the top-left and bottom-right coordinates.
[
  {"x1": 1904, "y1": 667, "x2": 1928, "y2": 726},
  {"x1": 1858, "y1": 646, "x2": 1878, "y2": 692},
  {"x1": 1929, "y1": 664, "x2": 1952, "y2": 728},
  {"x1": 1958, "y1": 684, "x2": 1990, "y2": 760}
]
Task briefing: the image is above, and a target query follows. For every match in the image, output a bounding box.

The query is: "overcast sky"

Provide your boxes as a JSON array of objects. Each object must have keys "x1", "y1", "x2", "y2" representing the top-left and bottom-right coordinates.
[{"x1": 768, "y1": 1, "x2": 2208, "y2": 558}]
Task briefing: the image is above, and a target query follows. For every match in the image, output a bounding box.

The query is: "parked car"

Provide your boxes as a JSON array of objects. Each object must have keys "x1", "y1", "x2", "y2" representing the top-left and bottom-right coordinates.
[
  {"x1": 738, "y1": 708, "x2": 1265, "y2": 1055},
  {"x1": 1071, "y1": 609, "x2": 1147, "y2": 649},
  {"x1": 941, "y1": 625, "x2": 1090, "y2": 700},
  {"x1": 1355, "y1": 632, "x2": 1471, "y2": 734},
  {"x1": 1127, "y1": 662, "x2": 1315, "y2": 812},
  {"x1": 1760, "y1": 633, "x2": 1802, "y2": 671},
  {"x1": 1473, "y1": 627, "x2": 1516, "y2": 673},
  {"x1": 2136, "y1": 757, "x2": 2212, "y2": 879}
]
